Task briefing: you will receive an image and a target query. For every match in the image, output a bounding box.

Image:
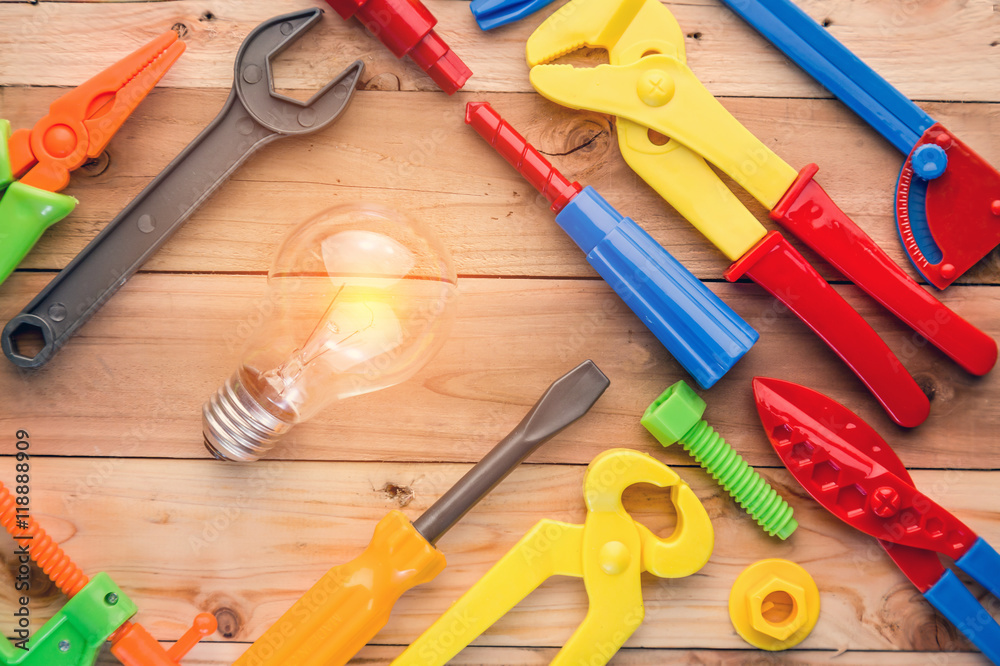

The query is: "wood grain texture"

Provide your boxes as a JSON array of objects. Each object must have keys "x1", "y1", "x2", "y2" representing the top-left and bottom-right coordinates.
[
  {"x1": 1, "y1": 274, "x2": 996, "y2": 468},
  {"x1": 2, "y1": 1, "x2": 999, "y2": 664},
  {"x1": 0, "y1": 458, "x2": 997, "y2": 658},
  {"x1": 1, "y1": 0, "x2": 999, "y2": 100},
  {"x1": 89, "y1": 644, "x2": 1000, "y2": 665},
  {"x1": 1, "y1": 87, "x2": 999, "y2": 283}
]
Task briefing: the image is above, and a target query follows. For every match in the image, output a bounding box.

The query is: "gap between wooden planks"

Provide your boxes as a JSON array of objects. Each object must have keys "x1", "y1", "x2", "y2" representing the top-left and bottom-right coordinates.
[
  {"x1": 0, "y1": 457, "x2": 995, "y2": 659},
  {"x1": 2, "y1": 0, "x2": 999, "y2": 664}
]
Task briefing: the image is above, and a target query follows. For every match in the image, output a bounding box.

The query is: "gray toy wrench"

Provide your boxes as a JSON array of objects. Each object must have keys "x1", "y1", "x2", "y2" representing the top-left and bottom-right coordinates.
[{"x1": 2, "y1": 8, "x2": 364, "y2": 368}]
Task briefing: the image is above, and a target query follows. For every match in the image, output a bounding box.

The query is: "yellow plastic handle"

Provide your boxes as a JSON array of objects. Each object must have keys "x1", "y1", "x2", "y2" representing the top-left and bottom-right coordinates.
[{"x1": 235, "y1": 510, "x2": 446, "y2": 666}]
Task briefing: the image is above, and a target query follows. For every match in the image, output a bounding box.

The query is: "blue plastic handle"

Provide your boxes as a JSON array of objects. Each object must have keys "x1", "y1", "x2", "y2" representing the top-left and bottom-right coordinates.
[
  {"x1": 555, "y1": 187, "x2": 758, "y2": 389},
  {"x1": 925, "y1": 568, "x2": 1000, "y2": 664},
  {"x1": 719, "y1": 0, "x2": 935, "y2": 154},
  {"x1": 470, "y1": 0, "x2": 557, "y2": 30},
  {"x1": 958, "y1": 537, "x2": 1000, "y2": 602}
]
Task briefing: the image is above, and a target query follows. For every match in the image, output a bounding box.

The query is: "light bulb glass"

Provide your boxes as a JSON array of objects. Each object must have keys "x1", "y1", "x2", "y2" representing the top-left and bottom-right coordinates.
[{"x1": 203, "y1": 203, "x2": 458, "y2": 461}]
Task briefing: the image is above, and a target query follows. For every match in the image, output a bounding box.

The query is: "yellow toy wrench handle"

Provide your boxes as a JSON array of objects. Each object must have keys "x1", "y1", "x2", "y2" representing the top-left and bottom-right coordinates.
[
  {"x1": 235, "y1": 510, "x2": 445, "y2": 666},
  {"x1": 393, "y1": 519, "x2": 586, "y2": 666}
]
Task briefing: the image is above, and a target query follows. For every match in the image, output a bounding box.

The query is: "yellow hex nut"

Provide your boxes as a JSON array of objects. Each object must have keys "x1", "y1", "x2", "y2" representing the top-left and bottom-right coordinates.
[
  {"x1": 747, "y1": 576, "x2": 806, "y2": 641},
  {"x1": 729, "y1": 559, "x2": 819, "y2": 651}
]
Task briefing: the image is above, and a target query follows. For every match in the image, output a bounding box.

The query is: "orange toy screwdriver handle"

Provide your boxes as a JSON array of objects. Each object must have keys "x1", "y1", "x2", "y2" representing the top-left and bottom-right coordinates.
[{"x1": 235, "y1": 511, "x2": 446, "y2": 666}]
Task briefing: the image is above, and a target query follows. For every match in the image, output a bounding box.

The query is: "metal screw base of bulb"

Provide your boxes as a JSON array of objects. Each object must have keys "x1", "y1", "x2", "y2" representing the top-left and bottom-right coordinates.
[{"x1": 203, "y1": 371, "x2": 295, "y2": 462}]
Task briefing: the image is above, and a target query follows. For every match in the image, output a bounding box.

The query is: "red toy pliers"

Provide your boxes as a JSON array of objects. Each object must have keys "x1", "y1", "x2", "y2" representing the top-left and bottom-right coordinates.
[
  {"x1": 0, "y1": 31, "x2": 184, "y2": 286},
  {"x1": 755, "y1": 377, "x2": 1000, "y2": 664}
]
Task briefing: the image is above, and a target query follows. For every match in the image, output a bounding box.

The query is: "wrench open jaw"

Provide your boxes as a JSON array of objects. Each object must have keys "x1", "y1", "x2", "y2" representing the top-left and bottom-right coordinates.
[
  {"x1": 1, "y1": 8, "x2": 364, "y2": 370},
  {"x1": 235, "y1": 8, "x2": 364, "y2": 136},
  {"x1": 524, "y1": 0, "x2": 997, "y2": 427}
]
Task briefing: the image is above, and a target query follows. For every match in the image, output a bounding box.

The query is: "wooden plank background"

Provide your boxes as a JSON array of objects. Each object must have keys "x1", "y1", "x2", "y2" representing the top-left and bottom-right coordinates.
[{"x1": 1, "y1": 0, "x2": 998, "y2": 664}]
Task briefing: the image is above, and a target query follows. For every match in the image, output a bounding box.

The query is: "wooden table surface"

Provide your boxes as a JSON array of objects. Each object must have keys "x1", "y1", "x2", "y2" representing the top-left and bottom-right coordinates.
[{"x1": 1, "y1": 0, "x2": 999, "y2": 664}]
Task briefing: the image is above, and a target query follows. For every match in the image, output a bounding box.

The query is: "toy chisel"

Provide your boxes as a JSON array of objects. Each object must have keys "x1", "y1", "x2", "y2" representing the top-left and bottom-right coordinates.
[
  {"x1": 234, "y1": 360, "x2": 610, "y2": 666},
  {"x1": 465, "y1": 101, "x2": 757, "y2": 390},
  {"x1": 719, "y1": 0, "x2": 1000, "y2": 290}
]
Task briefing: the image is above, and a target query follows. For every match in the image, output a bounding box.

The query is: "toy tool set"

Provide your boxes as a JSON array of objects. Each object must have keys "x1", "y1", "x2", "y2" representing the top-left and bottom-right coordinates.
[
  {"x1": 754, "y1": 378, "x2": 1000, "y2": 662},
  {"x1": 394, "y1": 448, "x2": 713, "y2": 665},
  {"x1": 465, "y1": 101, "x2": 757, "y2": 389},
  {"x1": 2, "y1": 0, "x2": 999, "y2": 664},
  {"x1": 0, "y1": 481, "x2": 216, "y2": 666},
  {"x1": 233, "y1": 361, "x2": 610, "y2": 666},
  {"x1": 2, "y1": 9, "x2": 364, "y2": 370}
]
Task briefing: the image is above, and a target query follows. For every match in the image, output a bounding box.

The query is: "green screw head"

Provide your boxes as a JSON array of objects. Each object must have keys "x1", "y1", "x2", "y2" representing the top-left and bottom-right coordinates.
[
  {"x1": 641, "y1": 380, "x2": 707, "y2": 446},
  {"x1": 105, "y1": 592, "x2": 119, "y2": 605}
]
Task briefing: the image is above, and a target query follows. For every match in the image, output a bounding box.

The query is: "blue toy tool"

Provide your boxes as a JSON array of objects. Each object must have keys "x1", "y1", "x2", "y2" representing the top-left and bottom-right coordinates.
[
  {"x1": 719, "y1": 0, "x2": 1000, "y2": 289},
  {"x1": 470, "y1": 0, "x2": 557, "y2": 30},
  {"x1": 466, "y1": 101, "x2": 757, "y2": 389}
]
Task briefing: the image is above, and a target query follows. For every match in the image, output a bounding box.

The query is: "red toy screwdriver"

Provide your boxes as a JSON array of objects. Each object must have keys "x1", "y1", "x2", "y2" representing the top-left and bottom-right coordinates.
[{"x1": 325, "y1": 0, "x2": 471, "y2": 94}]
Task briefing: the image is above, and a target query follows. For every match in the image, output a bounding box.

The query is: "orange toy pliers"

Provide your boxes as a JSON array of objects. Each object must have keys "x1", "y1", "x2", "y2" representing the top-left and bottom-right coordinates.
[{"x1": 0, "y1": 31, "x2": 184, "y2": 287}]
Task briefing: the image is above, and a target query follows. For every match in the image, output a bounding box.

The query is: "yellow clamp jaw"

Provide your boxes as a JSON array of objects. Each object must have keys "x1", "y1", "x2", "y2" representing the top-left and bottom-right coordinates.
[
  {"x1": 393, "y1": 449, "x2": 713, "y2": 666},
  {"x1": 526, "y1": 0, "x2": 685, "y2": 68},
  {"x1": 527, "y1": 0, "x2": 797, "y2": 261}
]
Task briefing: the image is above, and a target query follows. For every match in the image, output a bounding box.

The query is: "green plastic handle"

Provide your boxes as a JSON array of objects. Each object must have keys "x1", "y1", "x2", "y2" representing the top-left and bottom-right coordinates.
[
  {"x1": 0, "y1": 572, "x2": 137, "y2": 666},
  {"x1": 0, "y1": 183, "x2": 77, "y2": 285},
  {"x1": 0, "y1": 119, "x2": 77, "y2": 287}
]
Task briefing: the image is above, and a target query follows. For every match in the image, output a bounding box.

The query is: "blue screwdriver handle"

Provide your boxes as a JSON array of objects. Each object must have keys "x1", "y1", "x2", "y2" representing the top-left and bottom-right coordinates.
[
  {"x1": 925, "y1": 567, "x2": 1000, "y2": 664},
  {"x1": 466, "y1": 101, "x2": 757, "y2": 388},
  {"x1": 719, "y1": 0, "x2": 935, "y2": 154},
  {"x1": 556, "y1": 187, "x2": 758, "y2": 388}
]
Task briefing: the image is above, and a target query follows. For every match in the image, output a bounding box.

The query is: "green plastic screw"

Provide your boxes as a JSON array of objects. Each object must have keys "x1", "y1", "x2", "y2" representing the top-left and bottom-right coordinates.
[{"x1": 641, "y1": 380, "x2": 797, "y2": 539}]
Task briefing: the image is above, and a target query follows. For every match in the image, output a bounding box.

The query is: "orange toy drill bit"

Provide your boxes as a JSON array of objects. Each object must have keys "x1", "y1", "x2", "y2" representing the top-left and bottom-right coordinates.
[{"x1": 0, "y1": 480, "x2": 216, "y2": 666}]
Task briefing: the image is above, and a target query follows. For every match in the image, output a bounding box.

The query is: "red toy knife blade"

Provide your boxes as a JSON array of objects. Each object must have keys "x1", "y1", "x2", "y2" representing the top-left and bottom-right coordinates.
[{"x1": 751, "y1": 377, "x2": 976, "y2": 591}]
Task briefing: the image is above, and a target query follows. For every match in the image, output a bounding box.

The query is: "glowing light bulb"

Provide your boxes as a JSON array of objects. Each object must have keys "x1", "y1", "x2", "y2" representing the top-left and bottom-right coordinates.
[{"x1": 203, "y1": 203, "x2": 458, "y2": 462}]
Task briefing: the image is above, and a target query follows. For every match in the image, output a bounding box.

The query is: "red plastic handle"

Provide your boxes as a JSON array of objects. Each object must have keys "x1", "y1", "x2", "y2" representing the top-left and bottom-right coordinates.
[
  {"x1": 727, "y1": 232, "x2": 930, "y2": 428},
  {"x1": 772, "y1": 164, "x2": 997, "y2": 376}
]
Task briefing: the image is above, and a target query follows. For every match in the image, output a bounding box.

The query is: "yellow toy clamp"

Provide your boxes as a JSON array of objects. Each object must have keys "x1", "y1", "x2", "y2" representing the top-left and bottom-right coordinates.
[{"x1": 393, "y1": 448, "x2": 714, "y2": 666}]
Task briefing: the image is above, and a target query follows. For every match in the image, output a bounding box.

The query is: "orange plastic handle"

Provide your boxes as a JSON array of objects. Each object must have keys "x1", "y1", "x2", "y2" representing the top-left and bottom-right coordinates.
[{"x1": 235, "y1": 510, "x2": 446, "y2": 666}]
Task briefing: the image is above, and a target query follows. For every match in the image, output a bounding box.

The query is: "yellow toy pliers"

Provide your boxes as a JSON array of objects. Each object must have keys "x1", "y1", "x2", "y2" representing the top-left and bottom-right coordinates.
[
  {"x1": 525, "y1": 0, "x2": 997, "y2": 429},
  {"x1": 392, "y1": 448, "x2": 713, "y2": 665}
]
